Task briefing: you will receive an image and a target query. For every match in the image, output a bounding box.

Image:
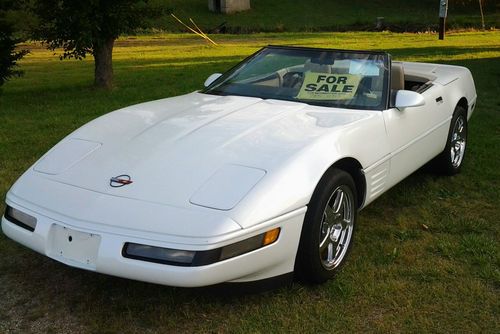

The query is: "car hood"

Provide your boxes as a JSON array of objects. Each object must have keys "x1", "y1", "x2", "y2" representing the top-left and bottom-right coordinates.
[{"x1": 20, "y1": 92, "x2": 374, "y2": 219}]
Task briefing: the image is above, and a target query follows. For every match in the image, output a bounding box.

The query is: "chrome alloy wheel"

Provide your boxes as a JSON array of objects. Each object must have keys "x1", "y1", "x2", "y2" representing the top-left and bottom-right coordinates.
[
  {"x1": 319, "y1": 185, "x2": 354, "y2": 270},
  {"x1": 450, "y1": 115, "x2": 467, "y2": 168}
]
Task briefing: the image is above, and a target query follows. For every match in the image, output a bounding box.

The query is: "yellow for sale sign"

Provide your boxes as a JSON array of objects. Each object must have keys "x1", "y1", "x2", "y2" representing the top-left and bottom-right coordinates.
[{"x1": 297, "y1": 72, "x2": 362, "y2": 100}]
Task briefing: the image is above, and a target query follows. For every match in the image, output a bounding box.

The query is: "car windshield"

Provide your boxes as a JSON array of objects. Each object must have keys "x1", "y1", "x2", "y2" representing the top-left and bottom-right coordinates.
[{"x1": 203, "y1": 46, "x2": 390, "y2": 110}]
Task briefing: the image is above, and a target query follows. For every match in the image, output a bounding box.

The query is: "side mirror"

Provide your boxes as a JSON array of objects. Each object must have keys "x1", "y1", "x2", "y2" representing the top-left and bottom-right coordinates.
[
  {"x1": 204, "y1": 73, "x2": 222, "y2": 88},
  {"x1": 394, "y1": 90, "x2": 425, "y2": 110}
]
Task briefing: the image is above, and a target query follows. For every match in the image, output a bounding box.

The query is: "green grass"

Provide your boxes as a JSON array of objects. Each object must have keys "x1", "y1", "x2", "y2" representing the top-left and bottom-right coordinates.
[
  {"x1": 159, "y1": 0, "x2": 499, "y2": 32},
  {"x1": 1, "y1": 31, "x2": 499, "y2": 333}
]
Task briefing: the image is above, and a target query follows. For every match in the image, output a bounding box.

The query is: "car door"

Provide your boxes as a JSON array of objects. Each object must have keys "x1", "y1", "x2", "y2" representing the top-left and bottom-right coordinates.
[{"x1": 383, "y1": 85, "x2": 450, "y2": 189}]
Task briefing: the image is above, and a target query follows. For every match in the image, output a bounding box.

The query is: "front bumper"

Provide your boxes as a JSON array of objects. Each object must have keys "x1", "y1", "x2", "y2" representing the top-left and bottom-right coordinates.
[{"x1": 2, "y1": 201, "x2": 305, "y2": 287}]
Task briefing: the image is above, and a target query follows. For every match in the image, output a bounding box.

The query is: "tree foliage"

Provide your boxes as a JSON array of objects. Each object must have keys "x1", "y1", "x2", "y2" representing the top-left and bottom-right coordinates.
[
  {"x1": 0, "y1": 0, "x2": 28, "y2": 88},
  {"x1": 31, "y1": 0, "x2": 169, "y2": 88}
]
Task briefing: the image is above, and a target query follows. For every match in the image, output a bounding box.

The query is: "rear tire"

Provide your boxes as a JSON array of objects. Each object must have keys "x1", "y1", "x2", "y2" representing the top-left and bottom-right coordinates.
[
  {"x1": 295, "y1": 168, "x2": 357, "y2": 284},
  {"x1": 434, "y1": 105, "x2": 468, "y2": 175}
]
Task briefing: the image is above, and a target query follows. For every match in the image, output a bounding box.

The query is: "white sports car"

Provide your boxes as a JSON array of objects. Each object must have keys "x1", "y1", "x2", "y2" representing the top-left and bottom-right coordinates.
[{"x1": 2, "y1": 46, "x2": 476, "y2": 287}]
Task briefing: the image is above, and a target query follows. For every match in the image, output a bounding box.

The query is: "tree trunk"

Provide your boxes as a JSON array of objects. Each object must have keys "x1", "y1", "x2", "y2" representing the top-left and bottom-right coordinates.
[
  {"x1": 93, "y1": 38, "x2": 115, "y2": 89},
  {"x1": 478, "y1": 0, "x2": 486, "y2": 30}
]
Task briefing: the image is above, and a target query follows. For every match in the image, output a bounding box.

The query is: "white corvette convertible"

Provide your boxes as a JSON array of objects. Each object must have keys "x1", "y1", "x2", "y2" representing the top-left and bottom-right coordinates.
[{"x1": 3, "y1": 46, "x2": 476, "y2": 287}]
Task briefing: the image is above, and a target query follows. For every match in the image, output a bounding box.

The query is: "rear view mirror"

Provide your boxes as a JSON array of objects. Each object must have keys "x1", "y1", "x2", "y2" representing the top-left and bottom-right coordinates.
[
  {"x1": 204, "y1": 73, "x2": 222, "y2": 87},
  {"x1": 394, "y1": 90, "x2": 425, "y2": 110}
]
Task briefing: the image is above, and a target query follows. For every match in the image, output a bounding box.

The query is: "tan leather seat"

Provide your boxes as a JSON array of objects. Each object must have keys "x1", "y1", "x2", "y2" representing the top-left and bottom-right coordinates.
[{"x1": 391, "y1": 63, "x2": 405, "y2": 91}]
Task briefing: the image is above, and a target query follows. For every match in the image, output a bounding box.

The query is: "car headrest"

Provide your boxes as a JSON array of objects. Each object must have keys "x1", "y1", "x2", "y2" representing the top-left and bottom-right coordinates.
[{"x1": 391, "y1": 63, "x2": 405, "y2": 91}]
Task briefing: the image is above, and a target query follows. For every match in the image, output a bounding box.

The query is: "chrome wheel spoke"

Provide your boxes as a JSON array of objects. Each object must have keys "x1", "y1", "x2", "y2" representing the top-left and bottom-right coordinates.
[
  {"x1": 331, "y1": 224, "x2": 342, "y2": 242},
  {"x1": 327, "y1": 242, "x2": 334, "y2": 263},
  {"x1": 332, "y1": 189, "x2": 344, "y2": 213},
  {"x1": 457, "y1": 119, "x2": 464, "y2": 133},
  {"x1": 319, "y1": 231, "x2": 330, "y2": 250},
  {"x1": 450, "y1": 115, "x2": 466, "y2": 168},
  {"x1": 319, "y1": 185, "x2": 354, "y2": 270}
]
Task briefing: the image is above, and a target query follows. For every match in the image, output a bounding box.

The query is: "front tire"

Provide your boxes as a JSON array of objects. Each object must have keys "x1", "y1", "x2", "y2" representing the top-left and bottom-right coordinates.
[
  {"x1": 295, "y1": 168, "x2": 358, "y2": 284},
  {"x1": 434, "y1": 105, "x2": 468, "y2": 175}
]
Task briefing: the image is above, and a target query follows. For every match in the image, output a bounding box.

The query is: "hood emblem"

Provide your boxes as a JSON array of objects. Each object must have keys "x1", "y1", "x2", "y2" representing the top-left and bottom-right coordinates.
[{"x1": 110, "y1": 175, "x2": 133, "y2": 187}]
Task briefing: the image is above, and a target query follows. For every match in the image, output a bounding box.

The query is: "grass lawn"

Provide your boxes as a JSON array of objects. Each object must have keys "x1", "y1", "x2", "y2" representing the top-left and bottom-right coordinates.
[
  {"x1": 0, "y1": 31, "x2": 499, "y2": 333},
  {"x1": 161, "y1": 0, "x2": 499, "y2": 32}
]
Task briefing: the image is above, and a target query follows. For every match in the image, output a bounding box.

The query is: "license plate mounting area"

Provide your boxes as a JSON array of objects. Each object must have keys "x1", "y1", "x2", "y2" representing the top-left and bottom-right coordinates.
[{"x1": 49, "y1": 224, "x2": 101, "y2": 269}]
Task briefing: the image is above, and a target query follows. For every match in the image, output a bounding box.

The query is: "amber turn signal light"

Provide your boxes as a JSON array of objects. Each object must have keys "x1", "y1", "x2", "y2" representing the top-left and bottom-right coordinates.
[{"x1": 263, "y1": 228, "x2": 280, "y2": 246}]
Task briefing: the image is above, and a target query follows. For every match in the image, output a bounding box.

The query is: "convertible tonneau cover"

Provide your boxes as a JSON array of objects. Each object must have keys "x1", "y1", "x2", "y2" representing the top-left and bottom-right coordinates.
[{"x1": 397, "y1": 61, "x2": 470, "y2": 86}]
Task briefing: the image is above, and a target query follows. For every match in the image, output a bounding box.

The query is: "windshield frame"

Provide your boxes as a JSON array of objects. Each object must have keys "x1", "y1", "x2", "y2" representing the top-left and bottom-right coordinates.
[{"x1": 202, "y1": 45, "x2": 392, "y2": 111}]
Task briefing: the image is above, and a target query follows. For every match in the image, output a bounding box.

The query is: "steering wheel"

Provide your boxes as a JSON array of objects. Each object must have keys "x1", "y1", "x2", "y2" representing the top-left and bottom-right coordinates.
[{"x1": 282, "y1": 72, "x2": 304, "y2": 88}]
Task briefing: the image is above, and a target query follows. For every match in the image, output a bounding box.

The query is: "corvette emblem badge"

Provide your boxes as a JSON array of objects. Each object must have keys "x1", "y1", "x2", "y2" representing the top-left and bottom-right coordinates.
[{"x1": 110, "y1": 175, "x2": 133, "y2": 187}]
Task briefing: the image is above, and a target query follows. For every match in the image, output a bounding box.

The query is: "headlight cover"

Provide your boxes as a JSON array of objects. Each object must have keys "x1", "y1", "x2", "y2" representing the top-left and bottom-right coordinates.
[
  {"x1": 4, "y1": 206, "x2": 37, "y2": 232},
  {"x1": 122, "y1": 228, "x2": 280, "y2": 267},
  {"x1": 123, "y1": 243, "x2": 196, "y2": 265}
]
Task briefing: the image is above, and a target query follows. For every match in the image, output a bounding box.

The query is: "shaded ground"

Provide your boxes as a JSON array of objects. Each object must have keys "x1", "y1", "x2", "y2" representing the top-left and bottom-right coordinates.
[{"x1": 159, "y1": 0, "x2": 499, "y2": 32}]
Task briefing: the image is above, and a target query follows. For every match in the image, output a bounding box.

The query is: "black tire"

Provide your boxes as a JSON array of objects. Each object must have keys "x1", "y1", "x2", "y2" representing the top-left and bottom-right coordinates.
[
  {"x1": 295, "y1": 168, "x2": 358, "y2": 284},
  {"x1": 434, "y1": 105, "x2": 468, "y2": 175}
]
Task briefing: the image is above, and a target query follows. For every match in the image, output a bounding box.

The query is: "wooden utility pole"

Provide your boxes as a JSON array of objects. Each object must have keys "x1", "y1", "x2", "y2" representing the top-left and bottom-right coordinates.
[{"x1": 438, "y1": 0, "x2": 448, "y2": 40}]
